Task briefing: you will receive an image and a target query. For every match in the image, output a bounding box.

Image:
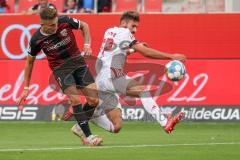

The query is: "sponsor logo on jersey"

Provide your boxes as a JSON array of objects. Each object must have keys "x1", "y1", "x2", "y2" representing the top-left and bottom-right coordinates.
[
  {"x1": 60, "y1": 29, "x2": 68, "y2": 37},
  {"x1": 47, "y1": 37, "x2": 71, "y2": 51}
]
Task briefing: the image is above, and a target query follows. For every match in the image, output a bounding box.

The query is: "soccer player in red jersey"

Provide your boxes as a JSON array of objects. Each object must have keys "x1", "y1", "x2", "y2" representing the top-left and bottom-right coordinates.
[{"x1": 17, "y1": 8, "x2": 102, "y2": 146}]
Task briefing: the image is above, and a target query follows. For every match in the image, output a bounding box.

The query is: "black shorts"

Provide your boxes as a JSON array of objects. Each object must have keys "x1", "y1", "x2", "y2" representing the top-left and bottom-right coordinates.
[{"x1": 53, "y1": 58, "x2": 95, "y2": 92}]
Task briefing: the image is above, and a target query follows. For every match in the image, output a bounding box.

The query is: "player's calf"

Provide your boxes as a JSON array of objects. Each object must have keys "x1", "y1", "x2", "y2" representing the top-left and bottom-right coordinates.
[
  {"x1": 126, "y1": 82, "x2": 145, "y2": 97},
  {"x1": 72, "y1": 104, "x2": 93, "y2": 137}
]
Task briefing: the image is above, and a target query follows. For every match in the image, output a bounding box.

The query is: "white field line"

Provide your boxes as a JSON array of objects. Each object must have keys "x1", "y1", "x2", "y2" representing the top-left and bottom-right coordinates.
[{"x1": 0, "y1": 142, "x2": 240, "y2": 152}]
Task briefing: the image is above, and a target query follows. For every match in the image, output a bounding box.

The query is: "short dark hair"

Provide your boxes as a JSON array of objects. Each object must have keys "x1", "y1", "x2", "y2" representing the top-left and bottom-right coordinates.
[
  {"x1": 40, "y1": 7, "x2": 57, "y2": 20},
  {"x1": 68, "y1": 0, "x2": 77, "y2": 2},
  {"x1": 120, "y1": 11, "x2": 140, "y2": 23}
]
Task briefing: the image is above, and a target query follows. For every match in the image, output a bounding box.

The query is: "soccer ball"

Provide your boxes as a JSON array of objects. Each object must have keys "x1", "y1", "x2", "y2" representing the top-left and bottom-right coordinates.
[{"x1": 165, "y1": 60, "x2": 186, "y2": 81}]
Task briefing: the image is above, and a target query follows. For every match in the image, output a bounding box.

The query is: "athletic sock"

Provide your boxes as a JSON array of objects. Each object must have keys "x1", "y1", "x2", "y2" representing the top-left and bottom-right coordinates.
[
  {"x1": 83, "y1": 103, "x2": 96, "y2": 120},
  {"x1": 81, "y1": 102, "x2": 115, "y2": 133},
  {"x1": 140, "y1": 91, "x2": 167, "y2": 126},
  {"x1": 72, "y1": 104, "x2": 92, "y2": 137},
  {"x1": 90, "y1": 114, "x2": 115, "y2": 132}
]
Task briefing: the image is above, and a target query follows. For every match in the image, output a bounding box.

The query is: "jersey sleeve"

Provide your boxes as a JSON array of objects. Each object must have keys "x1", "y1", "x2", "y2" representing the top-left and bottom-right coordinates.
[
  {"x1": 30, "y1": 4, "x2": 38, "y2": 11},
  {"x1": 60, "y1": 16, "x2": 81, "y2": 30},
  {"x1": 27, "y1": 38, "x2": 41, "y2": 57},
  {"x1": 48, "y1": 3, "x2": 56, "y2": 9},
  {"x1": 119, "y1": 29, "x2": 139, "y2": 48}
]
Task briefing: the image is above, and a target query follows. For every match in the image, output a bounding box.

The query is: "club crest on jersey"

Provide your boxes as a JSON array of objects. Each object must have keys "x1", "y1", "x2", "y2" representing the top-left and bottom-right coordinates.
[{"x1": 60, "y1": 29, "x2": 68, "y2": 37}]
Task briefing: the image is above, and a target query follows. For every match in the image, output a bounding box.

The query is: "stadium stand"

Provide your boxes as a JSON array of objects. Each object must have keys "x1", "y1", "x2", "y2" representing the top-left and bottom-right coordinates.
[
  {"x1": 17, "y1": 0, "x2": 36, "y2": 13},
  {"x1": 113, "y1": 0, "x2": 138, "y2": 12},
  {"x1": 49, "y1": 0, "x2": 64, "y2": 11},
  {"x1": 143, "y1": 0, "x2": 162, "y2": 12},
  {"x1": 5, "y1": 0, "x2": 14, "y2": 13},
  {"x1": 17, "y1": 0, "x2": 64, "y2": 13}
]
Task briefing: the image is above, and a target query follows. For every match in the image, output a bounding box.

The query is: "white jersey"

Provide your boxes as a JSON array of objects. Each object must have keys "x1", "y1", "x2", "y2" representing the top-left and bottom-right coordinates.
[
  {"x1": 95, "y1": 27, "x2": 138, "y2": 115},
  {"x1": 96, "y1": 27, "x2": 137, "y2": 78}
]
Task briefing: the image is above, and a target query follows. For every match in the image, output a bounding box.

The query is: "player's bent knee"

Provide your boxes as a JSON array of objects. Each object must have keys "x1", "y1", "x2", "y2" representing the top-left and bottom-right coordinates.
[
  {"x1": 113, "y1": 122, "x2": 122, "y2": 133},
  {"x1": 138, "y1": 86, "x2": 145, "y2": 92},
  {"x1": 69, "y1": 96, "x2": 81, "y2": 106},
  {"x1": 138, "y1": 86, "x2": 147, "y2": 95},
  {"x1": 113, "y1": 124, "x2": 122, "y2": 133},
  {"x1": 87, "y1": 97, "x2": 99, "y2": 107}
]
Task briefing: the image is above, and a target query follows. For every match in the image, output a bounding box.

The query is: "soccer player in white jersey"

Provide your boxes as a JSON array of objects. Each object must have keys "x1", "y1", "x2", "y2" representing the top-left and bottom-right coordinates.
[{"x1": 66, "y1": 11, "x2": 186, "y2": 144}]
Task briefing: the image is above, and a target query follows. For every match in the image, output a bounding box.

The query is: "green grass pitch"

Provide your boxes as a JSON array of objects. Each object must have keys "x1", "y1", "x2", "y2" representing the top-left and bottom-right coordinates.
[{"x1": 0, "y1": 121, "x2": 240, "y2": 160}]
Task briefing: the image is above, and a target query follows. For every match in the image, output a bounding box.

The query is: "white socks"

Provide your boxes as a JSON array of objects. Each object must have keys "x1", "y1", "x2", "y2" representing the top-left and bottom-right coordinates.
[
  {"x1": 76, "y1": 114, "x2": 115, "y2": 133},
  {"x1": 140, "y1": 91, "x2": 167, "y2": 126},
  {"x1": 90, "y1": 114, "x2": 115, "y2": 133}
]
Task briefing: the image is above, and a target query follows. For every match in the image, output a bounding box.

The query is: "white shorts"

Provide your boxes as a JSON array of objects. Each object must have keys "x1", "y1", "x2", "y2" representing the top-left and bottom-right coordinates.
[
  {"x1": 96, "y1": 70, "x2": 132, "y2": 94},
  {"x1": 93, "y1": 91, "x2": 122, "y2": 117},
  {"x1": 94, "y1": 71, "x2": 132, "y2": 116}
]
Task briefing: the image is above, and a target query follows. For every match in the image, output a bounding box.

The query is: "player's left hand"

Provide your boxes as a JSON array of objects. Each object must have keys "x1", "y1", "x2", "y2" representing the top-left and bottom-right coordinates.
[{"x1": 82, "y1": 45, "x2": 92, "y2": 57}]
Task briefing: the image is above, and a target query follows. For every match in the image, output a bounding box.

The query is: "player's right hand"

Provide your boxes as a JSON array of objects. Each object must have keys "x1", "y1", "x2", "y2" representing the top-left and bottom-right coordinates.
[
  {"x1": 141, "y1": 42, "x2": 149, "y2": 47},
  {"x1": 82, "y1": 45, "x2": 92, "y2": 57},
  {"x1": 171, "y1": 53, "x2": 186, "y2": 62},
  {"x1": 17, "y1": 89, "x2": 29, "y2": 105}
]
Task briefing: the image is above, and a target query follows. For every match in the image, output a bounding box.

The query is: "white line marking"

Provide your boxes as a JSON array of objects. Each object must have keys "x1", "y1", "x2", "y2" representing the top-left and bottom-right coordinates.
[{"x1": 0, "y1": 142, "x2": 240, "y2": 152}]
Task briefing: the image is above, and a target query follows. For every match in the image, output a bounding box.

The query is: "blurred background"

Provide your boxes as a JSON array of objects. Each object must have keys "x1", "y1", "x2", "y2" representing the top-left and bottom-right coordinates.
[
  {"x1": 0, "y1": 0, "x2": 240, "y2": 122},
  {"x1": 1, "y1": 0, "x2": 240, "y2": 14},
  {"x1": 0, "y1": 1, "x2": 240, "y2": 159}
]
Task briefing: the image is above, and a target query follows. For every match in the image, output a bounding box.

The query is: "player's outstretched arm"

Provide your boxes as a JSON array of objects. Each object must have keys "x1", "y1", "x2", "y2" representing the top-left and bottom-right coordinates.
[
  {"x1": 79, "y1": 21, "x2": 92, "y2": 56},
  {"x1": 17, "y1": 55, "x2": 36, "y2": 105},
  {"x1": 132, "y1": 43, "x2": 186, "y2": 61}
]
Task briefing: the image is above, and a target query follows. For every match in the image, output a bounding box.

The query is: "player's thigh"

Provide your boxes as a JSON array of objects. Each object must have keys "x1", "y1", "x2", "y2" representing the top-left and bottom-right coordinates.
[
  {"x1": 126, "y1": 78, "x2": 145, "y2": 97},
  {"x1": 73, "y1": 66, "x2": 99, "y2": 106},
  {"x1": 80, "y1": 83, "x2": 99, "y2": 106},
  {"x1": 53, "y1": 66, "x2": 78, "y2": 94},
  {"x1": 73, "y1": 65, "x2": 96, "y2": 93},
  {"x1": 112, "y1": 76, "x2": 133, "y2": 94}
]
